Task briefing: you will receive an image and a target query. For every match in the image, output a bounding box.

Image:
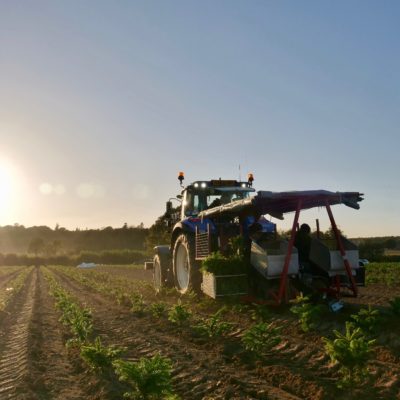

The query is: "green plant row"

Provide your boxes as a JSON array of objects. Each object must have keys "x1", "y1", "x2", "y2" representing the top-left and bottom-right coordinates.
[
  {"x1": 48, "y1": 265, "x2": 151, "y2": 308},
  {"x1": 0, "y1": 265, "x2": 26, "y2": 276},
  {"x1": 43, "y1": 268, "x2": 94, "y2": 345},
  {"x1": 53, "y1": 266, "x2": 240, "y2": 341},
  {"x1": 43, "y1": 268, "x2": 177, "y2": 400},
  {"x1": 0, "y1": 266, "x2": 33, "y2": 311},
  {"x1": 365, "y1": 262, "x2": 400, "y2": 286}
]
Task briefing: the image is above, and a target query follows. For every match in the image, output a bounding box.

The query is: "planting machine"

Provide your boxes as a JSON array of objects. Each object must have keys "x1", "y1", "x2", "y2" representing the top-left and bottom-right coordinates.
[{"x1": 149, "y1": 172, "x2": 364, "y2": 304}]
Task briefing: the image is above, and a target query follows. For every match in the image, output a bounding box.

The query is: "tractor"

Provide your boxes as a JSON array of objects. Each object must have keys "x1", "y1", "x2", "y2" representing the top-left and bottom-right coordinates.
[{"x1": 150, "y1": 172, "x2": 364, "y2": 304}]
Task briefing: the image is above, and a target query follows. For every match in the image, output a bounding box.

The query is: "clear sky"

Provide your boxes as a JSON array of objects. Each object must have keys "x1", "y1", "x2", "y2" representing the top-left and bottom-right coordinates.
[{"x1": 0, "y1": 1, "x2": 399, "y2": 237}]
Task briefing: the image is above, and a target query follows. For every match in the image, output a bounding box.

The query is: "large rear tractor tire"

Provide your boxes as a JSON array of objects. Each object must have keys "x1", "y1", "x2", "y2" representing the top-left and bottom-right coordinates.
[
  {"x1": 153, "y1": 254, "x2": 173, "y2": 293},
  {"x1": 172, "y1": 233, "x2": 202, "y2": 294}
]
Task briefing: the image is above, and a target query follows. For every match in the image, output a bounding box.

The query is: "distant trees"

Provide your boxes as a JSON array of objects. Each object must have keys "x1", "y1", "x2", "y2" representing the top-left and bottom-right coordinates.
[
  {"x1": 145, "y1": 206, "x2": 180, "y2": 252},
  {"x1": 28, "y1": 237, "x2": 45, "y2": 255},
  {"x1": 145, "y1": 214, "x2": 171, "y2": 252},
  {"x1": 0, "y1": 224, "x2": 148, "y2": 255}
]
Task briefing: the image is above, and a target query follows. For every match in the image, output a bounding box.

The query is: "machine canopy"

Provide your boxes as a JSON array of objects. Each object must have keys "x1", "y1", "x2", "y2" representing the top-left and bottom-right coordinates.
[{"x1": 198, "y1": 190, "x2": 364, "y2": 220}]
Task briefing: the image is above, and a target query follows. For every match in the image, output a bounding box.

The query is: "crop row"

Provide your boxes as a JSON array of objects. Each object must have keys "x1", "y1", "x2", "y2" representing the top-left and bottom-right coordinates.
[
  {"x1": 43, "y1": 267, "x2": 178, "y2": 400},
  {"x1": 366, "y1": 262, "x2": 400, "y2": 285},
  {"x1": 49, "y1": 266, "x2": 390, "y2": 390},
  {"x1": 0, "y1": 266, "x2": 33, "y2": 311},
  {"x1": 49, "y1": 265, "x2": 153, "y2": 305},
  {"x1": 0, "y1": 265, "x2": 26, "y2": 278}
]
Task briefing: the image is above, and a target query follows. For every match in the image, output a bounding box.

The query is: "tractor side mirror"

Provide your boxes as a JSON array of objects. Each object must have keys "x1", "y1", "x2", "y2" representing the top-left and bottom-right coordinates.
[{"x1": 165, "y1": 201, "x2": 173, "y2": 216}]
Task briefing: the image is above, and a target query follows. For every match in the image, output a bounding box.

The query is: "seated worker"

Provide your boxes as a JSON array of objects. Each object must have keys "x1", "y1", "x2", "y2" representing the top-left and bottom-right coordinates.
[
  {"x1": 208, "y1": 197, "x2": 222, "y2": 208},
  {"x1": 294, "y1": 223, "x2": 312, "y2": 265},
  {"x1": 207, "y1": 193, "x2": 232, "y2": 209},
  {"x1": 248, "y1": 222, "x2": 275, "y2": 247}
]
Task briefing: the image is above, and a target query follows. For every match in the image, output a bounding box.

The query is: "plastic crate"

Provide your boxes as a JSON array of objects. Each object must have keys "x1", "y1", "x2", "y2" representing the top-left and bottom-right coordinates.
[
  {"x1": 201, "y1": 272, "x2": 248, "y2": 299},
  {"x1": 250, "y1": 241, "x2": 299, "y2": 279},
  {"x1": 309, "y1": 237, "x2": 359, "y2": 276}
]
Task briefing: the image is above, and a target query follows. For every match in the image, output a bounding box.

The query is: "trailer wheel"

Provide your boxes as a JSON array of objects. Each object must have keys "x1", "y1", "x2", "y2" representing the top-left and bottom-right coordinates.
[
  {"x1": 173, "y1": 233, "x2": 201, "y2": 294},
  {"x1": 153, "y1": 254, "x2": 172, "y2": 293}
]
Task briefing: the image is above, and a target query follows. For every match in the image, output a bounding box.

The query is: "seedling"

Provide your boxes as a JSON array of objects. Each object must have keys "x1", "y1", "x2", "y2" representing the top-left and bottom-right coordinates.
[
  {"x1": 249, "y1": 304, "x2": 271, "y2": 322},
  {"x1": 193, "y1": 308, "x2": 232, "y2": 338},
  {"x1": 80, "y1": 336, "x2": 125, "y2": 373},
  {"x1": 168, "y1": 301, "x2": 191, "y2": 326},
  {"x1": 113, "y1": 354, "x2": 174, "y2": 399},
  {"x1": 242, "y1": 322, "x2": 281, "y2": 355},
  {"x1": 350, "y1": 306, "x2": 380, "y2": 336},
  {"x1": 150, "y1": 302, "x2": 168, "y2": 318},
  {"x1": 290, "y1": 294, "x2": 325, "y2": 332},
  {"x1": 130, "y1": 293, "x2": 146, "y2": 316},
  {"x1": 324, "y1": 322, "x2": 375, "y2": 387},
  {"x1": 389, "y1": 297, "x2": 400, "y2": 316}
]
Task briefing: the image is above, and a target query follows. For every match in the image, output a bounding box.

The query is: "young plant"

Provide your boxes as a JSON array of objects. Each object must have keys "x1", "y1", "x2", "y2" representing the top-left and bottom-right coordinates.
[
  {"x1": 80, "y1": 336, "x2": 125, "y2": 373},
  {"x1": 324, "y1": 322, "x2": 375, "y2": 387},
  {"x1": 70, "y1": 307, "x2": 93, "y2": 342},
  {"x1": 290, "y1": 294, "x2": 324, "y2": 332},
  {"x1": 113, "y1": 354, "x2": 174, "y2": 400},
  {"x1": 150, "y1": 302, "x2": 168, "y2": 318},
  {"x1": 241, "y1": 322, "x2": 281, "y2": 355},
  {"x1": 227, "y1": 235, "x2": 246, "y2": 257},
  {"x1": 114, "y1": 288, "x2": 129, "y2": 306},
  {"x1": 193, "y1": 308, "x2": 232, "y2": 338},
  {"x1": 130, "y1": 293, "x2": 146, "y2": 316},
  {"x1": 249, "y1": 304, "x2": 271, "y2": 322},
  {"x1": 389, "y1": 297, "x2": 400, "y2": 316},
  {"x1": 168, "y1": 301, "x2": 191, "y2": 326},
  {"x1": 350, "y1": 305, "x2": 380, "y2": 336}
]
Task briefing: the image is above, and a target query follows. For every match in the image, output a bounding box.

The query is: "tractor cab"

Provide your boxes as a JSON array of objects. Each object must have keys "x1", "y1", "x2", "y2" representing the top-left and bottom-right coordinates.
[{"x1": 181, "y1": 179, "x2": 255, "y2": 219}]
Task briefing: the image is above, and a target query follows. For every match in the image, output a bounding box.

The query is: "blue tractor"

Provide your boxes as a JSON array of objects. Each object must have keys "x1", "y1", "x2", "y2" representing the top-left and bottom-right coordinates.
[
  {"x1": 152, "y1": 173, "x2": 275, "y2": 294},
  {"x1": 152, "y1": 172, "x2": 364, "y2": 303}
]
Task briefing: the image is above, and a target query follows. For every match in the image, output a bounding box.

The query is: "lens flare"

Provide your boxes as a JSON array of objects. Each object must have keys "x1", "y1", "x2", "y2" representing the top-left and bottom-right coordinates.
[{"x1": 0, "y1": 161, "x2": 15, "y2": 220}]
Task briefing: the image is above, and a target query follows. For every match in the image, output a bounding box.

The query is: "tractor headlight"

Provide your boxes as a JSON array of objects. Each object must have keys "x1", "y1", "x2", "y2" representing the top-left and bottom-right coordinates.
[{"x1": 201, "y1": 182, "x2": 207, "y2": 188}]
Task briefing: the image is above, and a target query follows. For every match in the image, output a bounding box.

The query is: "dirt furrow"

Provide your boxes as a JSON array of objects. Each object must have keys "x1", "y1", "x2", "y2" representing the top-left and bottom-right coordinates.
[
  {"x1": 0, "y1": 268, "x2": 35, "y2": 399},
  {"x1": 22, "y1": 267, "x2": 93, "y2": 399}
]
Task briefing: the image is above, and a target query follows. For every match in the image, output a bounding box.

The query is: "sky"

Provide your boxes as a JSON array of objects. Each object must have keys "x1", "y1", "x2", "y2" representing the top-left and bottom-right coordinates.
[{"x1": 0, "y1": 1, "x2": 399, "y2": 237}]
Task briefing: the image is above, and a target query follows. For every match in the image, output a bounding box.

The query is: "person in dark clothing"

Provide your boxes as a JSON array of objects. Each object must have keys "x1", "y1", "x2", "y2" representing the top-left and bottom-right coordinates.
[{"x1": 294, "y1": 223, "x2": 312, "y2": 264}]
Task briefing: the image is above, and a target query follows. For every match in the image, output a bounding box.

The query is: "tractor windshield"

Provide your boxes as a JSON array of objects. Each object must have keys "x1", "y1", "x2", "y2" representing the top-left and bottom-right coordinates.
[{"x1": 183, "y1": 187, "x2": 254, "y2": 217}]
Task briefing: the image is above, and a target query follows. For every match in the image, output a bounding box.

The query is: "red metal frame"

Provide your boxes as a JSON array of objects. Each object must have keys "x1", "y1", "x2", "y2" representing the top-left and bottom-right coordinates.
[
  {"x1": 274, "y1": 199, "x2": 302, "y2": 304},
  {"x1": 272, "y1": 198, "x2": 358, "y2": 304},
  {"x1": 325, "y1": 202, "x2": 358, "y2": 297}
]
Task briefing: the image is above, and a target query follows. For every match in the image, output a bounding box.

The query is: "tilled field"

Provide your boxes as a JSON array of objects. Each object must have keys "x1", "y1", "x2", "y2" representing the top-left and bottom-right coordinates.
[{"x1": 0, "y1": 265, "x2": 400, "y2": 399}]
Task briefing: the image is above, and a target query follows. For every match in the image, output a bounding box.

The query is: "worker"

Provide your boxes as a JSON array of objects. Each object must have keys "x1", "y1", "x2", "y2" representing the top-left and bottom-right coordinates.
[
  {"x1": 294, "y1": 223, "x2": 312, "y2": 265},
  {"x1": 208, "y1": 197, "x2": 222, "y2": 208},
  {"x1": 220, "y1": 192, "x2": 232, "y2": 204}
]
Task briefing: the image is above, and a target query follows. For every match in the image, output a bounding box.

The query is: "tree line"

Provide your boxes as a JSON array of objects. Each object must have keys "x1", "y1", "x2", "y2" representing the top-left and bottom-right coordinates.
[
  {"x1": 0, "y1": 218, "x2": 398, "y2": 266},
  {"x1": 0, "y1": 224, "x2": 150, "y2": 266},
  {"x1": 0, "y1": 224, "x2": 148, "y2": 255}
]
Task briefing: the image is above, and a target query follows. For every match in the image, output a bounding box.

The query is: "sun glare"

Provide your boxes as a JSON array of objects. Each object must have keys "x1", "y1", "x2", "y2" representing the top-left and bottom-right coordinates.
[{"x1": 0, "y1": 161, "x2": 15, "y2": 219}]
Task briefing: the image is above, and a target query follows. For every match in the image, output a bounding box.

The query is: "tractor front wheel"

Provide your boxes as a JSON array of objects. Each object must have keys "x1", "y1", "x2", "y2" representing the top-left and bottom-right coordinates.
[
  {"x1": 172, "y1": 233, "x2": 201, "y2": 294},
  {"x1": 153, "y1": 253, "x2": 173, "y2": 293}
]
